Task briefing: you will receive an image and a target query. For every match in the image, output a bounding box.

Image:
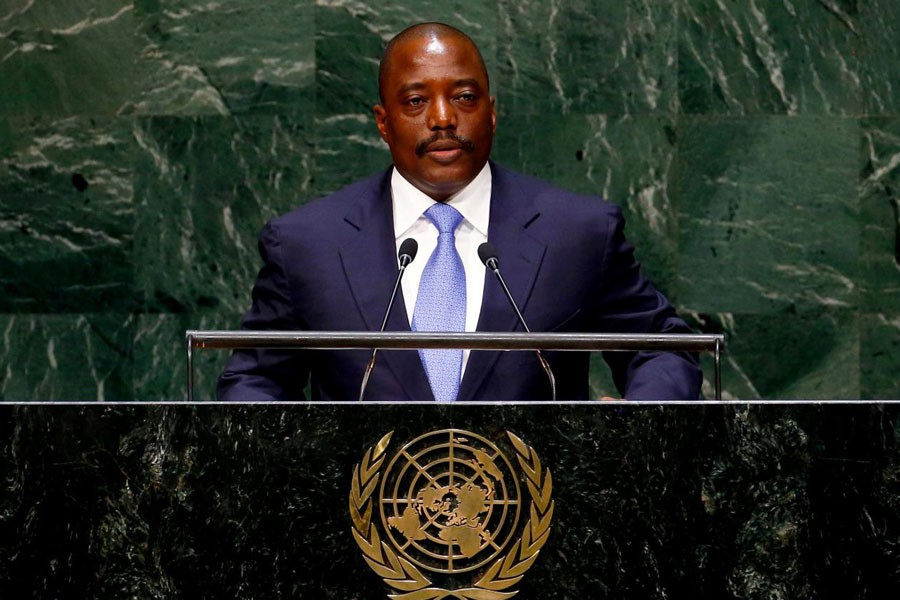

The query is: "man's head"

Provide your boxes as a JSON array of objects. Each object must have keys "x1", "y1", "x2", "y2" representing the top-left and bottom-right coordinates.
[{"x1": 374, "y1": 23, "x2": 496, "y2": 201}]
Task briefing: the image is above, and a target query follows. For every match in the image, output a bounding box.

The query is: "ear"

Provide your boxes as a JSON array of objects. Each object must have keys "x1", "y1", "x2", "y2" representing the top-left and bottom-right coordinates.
[{"x1": 373, "y1": 104, "x2": 390, "y2": 143}]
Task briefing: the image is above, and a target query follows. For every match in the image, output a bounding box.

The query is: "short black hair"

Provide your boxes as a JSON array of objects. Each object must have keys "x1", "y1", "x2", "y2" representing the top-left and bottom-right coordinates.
[{"x1": 378, "y1": 22, "x2": 489, "y2": 103}]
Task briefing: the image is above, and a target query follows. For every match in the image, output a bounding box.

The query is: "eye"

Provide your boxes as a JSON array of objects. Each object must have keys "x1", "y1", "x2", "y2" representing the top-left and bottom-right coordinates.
[
  {"x1": 457, "y1": 92, "x2": 477, "y2": 103},
  {"x1": 407, "y1": 96, "x2": 425, "y2": 106}
]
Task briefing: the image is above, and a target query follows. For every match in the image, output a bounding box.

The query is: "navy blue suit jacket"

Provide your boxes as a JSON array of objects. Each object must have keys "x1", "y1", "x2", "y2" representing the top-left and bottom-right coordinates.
[{"x1": 217, "y1": 163, "x2": 702, "y2": 401}]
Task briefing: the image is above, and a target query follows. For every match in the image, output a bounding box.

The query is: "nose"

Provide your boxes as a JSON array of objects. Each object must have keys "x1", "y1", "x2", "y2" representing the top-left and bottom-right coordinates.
[{"x1": 427, "y1": 96, "x2": 456, "y2": 130}]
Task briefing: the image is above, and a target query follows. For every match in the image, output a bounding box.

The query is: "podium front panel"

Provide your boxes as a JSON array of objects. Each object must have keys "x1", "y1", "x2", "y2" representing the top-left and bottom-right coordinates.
[{"x1": 0, "y1": 402, "x2": 897, "y2": 599}]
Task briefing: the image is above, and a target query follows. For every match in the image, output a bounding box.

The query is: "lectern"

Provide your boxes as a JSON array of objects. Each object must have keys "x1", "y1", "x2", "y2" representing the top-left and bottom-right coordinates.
[{"x1": 185, "y1": 330, "x2": 725, "y2": 401}]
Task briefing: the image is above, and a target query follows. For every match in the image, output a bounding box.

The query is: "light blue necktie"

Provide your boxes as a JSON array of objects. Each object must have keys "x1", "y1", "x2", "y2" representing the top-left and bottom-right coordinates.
[{"x1": 412, "y1": 203, "x2": 466, "y2": 402}]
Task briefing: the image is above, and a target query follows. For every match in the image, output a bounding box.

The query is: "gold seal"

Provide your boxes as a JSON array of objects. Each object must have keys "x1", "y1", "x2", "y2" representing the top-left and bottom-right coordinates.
[{"x1": 349, "y1": 429, "x2": 554, "y2": 600}]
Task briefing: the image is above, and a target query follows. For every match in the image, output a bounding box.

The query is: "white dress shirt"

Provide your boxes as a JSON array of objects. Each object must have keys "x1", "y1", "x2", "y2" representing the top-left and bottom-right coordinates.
[{"x1": 391, "y1": 163, "x2": 491, "y2": 375}]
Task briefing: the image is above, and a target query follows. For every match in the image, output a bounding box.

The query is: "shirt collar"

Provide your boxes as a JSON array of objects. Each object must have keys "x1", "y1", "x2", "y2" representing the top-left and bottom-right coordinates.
[{"x1": 391, "y1": 162, "x2": 492, "y2": 238}]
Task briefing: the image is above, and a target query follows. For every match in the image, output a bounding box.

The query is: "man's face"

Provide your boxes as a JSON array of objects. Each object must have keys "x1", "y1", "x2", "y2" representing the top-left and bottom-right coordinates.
[{"x1": 374, "y1": 34, "x2": 496, "y2": 201}]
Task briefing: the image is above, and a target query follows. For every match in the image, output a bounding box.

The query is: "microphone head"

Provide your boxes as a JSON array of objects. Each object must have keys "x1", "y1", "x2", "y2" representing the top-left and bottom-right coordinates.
[
  {"x1": 478, "y1": 242, "x2": 499, "y2": 269},
  {"x1": 398, "y1": 237, "x2": 418, "y2": 267}
]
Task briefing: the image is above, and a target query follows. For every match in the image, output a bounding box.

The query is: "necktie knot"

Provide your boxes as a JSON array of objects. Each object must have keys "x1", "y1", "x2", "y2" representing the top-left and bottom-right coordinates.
[{"x1": 425, "y1": 202, "x2": 463, "y2": 234}]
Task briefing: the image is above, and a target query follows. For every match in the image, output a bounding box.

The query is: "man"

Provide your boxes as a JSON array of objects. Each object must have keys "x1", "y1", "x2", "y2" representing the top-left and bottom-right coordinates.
[{"x1": 217, "y1": 23, "x2": 702, "y2": 401}]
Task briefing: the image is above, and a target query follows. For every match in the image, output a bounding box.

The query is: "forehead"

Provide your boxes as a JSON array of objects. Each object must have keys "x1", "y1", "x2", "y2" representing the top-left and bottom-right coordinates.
[{"x1": 383, "y1": 34, "x2": 488, "y2": 88}]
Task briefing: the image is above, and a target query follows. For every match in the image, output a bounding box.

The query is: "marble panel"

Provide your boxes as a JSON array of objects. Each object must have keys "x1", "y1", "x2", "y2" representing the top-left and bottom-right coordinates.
[
  {"x1": 311, "y1": 113, "x2": 391, "y2": 197},
  {"x1": 133, "y1": 115, "x2": 313, "y2": 316},
  {"x1": 860, "y1": 118, "x2": 900, "y2": 313},
  {"x1": 134, "y1": 0, "x2": 315, "y2": 116},
  {"x1": 134, "y1": 313, "x2": 240, "y2": 401},
  {"x1": 677, "y1": 116, "x2": 859, "y2": 315},
  {"x1": 857, "y1": 0, "x2": 900, "y2": 114},
  {"x1": 0, "y1": 314, "x2": 133, "y2": 400},
  {"x1": 492, "y1": 114, "x2": 679, "y2": 293},
  {"x1": 861, "y1": 313, "x2": 900, "y2": 399},
  {"x1": 678, "y1": 0, "x2": 864, "y2": 115},
  {"x1": 0, "y1": 116, "x2": 135, "y2": 312},
  {"x1": 1, "y1": 404, "x2": 898, "y2": 597},
  {"x1": 496, "y1": 0, "x2": 678, "y2": 117},
  {"x1": 688, "y1": 308, "x2": 859, "y2": 400},
  {"x1": 0, "y1": 0, "x2": 135, "y2": 118}
]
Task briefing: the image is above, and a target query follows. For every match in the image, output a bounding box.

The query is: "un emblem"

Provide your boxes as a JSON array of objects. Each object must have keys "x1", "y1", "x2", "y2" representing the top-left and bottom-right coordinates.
[{"x1": 349, "y1": 429, "x2": 554, "y2": 600}]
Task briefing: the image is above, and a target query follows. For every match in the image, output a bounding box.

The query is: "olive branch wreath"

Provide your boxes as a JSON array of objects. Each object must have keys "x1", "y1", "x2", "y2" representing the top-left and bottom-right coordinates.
[{"x1": 349, "y1": 431, "x2": 554, "y2": 600}]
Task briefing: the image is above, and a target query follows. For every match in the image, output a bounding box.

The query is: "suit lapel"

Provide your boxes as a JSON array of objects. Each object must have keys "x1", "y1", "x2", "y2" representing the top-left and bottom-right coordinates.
[
  {"x1": 457, "y1": 165, "x2": 547, "y2": 401},
  {"x1": 338, "y1": 172, "x2": 434, "y2": 401}
]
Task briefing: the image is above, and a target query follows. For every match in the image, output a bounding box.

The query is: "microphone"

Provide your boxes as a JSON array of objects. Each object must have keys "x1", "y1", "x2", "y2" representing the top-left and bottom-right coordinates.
[
  {"x1": 359, "y1": 238, "x2": 418, "y2": 401},
  {"x1": 397, "y1": 237, "x2": 418, "y2": 270},
  {"x1": 478, "y1": 242, "x2": 557, "y2": 400}
]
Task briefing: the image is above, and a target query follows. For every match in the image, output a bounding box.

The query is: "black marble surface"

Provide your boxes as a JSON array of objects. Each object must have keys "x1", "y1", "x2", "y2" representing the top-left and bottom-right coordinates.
[{"x1": 1, "y1": 403, "x2": 898, "y2": 599}]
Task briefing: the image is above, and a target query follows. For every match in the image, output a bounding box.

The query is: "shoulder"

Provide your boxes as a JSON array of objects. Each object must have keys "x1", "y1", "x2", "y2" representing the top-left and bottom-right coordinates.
[
  {"x1": 270, "y1": 168, "x2": 390, "y2": 230},
  {"x1": 490, "y1": 163, "x2": 623, "y2": 228},
  {"x1": 255, "y1": 168, "x2": 391, "y2": 257}
]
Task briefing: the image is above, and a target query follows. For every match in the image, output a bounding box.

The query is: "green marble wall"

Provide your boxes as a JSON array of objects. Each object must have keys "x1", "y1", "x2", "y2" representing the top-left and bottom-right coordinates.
[{"x1": 1, "y1": 0, "x2": 898, "y2": 399}]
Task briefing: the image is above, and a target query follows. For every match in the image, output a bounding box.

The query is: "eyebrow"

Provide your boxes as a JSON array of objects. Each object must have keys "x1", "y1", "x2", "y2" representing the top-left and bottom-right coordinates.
[{"x1": 396, "y1": 79, "x2": 484, "y2": 95}]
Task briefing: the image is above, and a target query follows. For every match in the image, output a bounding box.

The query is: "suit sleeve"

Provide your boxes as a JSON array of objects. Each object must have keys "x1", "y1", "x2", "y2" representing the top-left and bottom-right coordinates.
[
  {"x1": 216, "y1": 221, "x2": 309, "y2": 401},
  {"x1": 595, "y1": 206, "x2": 703, "y2": 400}
]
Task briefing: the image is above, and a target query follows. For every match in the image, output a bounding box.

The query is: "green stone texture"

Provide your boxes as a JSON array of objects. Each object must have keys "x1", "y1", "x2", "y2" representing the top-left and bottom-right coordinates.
[
  {"x1": 0, "y1": 116, "x2": 135, "y2": 312},
  {"x1": 0, "y1": 0, "x2": 135, "y2": 118},
  {"x1": 496, "y1": 0, "x2": 679, "y2": 116},
  {"x1": 135, "y1": 0, "x2": 315, "y2": 116},
  {"x1": 0, "y1": 314, "x2": 133, "y2": 400},
  {"x1": 1, "y1": 0, "x2": 899, "y2": 399},
  {"x1": 133, "y1": 115, "x2": 313, "y2": 316}
]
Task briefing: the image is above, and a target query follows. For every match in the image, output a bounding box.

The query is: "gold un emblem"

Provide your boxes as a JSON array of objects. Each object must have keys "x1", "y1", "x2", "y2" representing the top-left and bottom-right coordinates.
[{"x1": 349, "y1": 429, "x2": 554, "y2": 600}]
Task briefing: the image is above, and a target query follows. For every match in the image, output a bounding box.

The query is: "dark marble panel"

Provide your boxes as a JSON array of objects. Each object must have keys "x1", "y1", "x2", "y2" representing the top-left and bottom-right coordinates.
[
  {"x1": 133, "y1": 115, "x2": 313, "y2": 316},
  {"x1": 678, "y1": 0, "x2": 863, "y2": 115},
  {"x1": 493, "y1": 114, "x2": 679, "y2": 293},
  {"x1": 0, "y1": 116, "x2": 135, "y2": 312},
  {"x1": 860, "y1": 118, "x2": 900, "y2": 313},
  {"x1": 496, "y1": 0, "x2": 678, "y2": 117},
  {"x1": 677, "y1": 116, "x2": 859, "y2": 315},
  {"x1": 133, "y1": 313, "x2": 238, "y2": 401},
  {"x1": 689, "y1": 308, "x2": 859, "y2": 400},
  {"x1": 0, "y1": 404, "x2": 898, "y2": 599},
  {"x1": 0, "y1": 314, "x2": 133, "y2": 400},
  {"x1": 134, "y1": 0, "x2": 315, "y2": 116},
  {"x1": 861, "y1": 313, "x2": 900, "y2": 399},
  {"x1": 0, "y1": 0, "x2": 135, "y2": 118},
  {"x1": 311, "y1": 113, "x2": 392, "y2": 197},
  {"x1": 857, "y1": 0, "x2": 900, "y2": 114}
]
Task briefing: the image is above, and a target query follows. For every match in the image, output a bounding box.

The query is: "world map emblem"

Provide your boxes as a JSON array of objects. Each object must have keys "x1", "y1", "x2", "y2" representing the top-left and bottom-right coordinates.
[{"x1": 349, "y1": 429, "x2": 554, "y2": 600}]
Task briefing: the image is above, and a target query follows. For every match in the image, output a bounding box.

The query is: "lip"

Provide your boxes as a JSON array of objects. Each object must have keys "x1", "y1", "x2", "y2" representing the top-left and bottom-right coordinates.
[
  {"x1": 425, "y1": 147, "x2": 464, "y2": 164},
  {"x1": 426, "y1": 139, "x2": 463, "y2": 152},
  {"x1": 423, "y1": 141, "x2": 464, "y2": 164}
]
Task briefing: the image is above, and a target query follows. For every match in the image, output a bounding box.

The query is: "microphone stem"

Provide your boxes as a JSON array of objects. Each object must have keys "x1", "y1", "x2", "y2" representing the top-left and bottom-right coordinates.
[
  {"x1": 359, "y1": 262, "x2": 408, "y2": 402},
  {"x1": 490, "y1": 266, "x2": 530, "y2": 332},
  {"x1": 488, "y1": 266, "x2": 557, "y2": 400},
  {"x1": 380, "y1": 263, "x2": 407, "y2": 332}
]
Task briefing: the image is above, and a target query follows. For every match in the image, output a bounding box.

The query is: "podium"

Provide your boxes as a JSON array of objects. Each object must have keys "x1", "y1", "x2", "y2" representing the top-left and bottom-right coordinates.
[
  {"x1": 3, "y1": 332, "x2": 897, "y2": 597},
  {"x1": 1, "y1": 401, "x2": 898, "y2": 598}
]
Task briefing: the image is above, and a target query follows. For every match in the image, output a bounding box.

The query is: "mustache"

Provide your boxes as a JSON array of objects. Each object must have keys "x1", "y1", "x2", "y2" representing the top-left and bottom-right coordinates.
[{"x1": 415, "y1": 132, "x2": 476, "y2": 157}]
